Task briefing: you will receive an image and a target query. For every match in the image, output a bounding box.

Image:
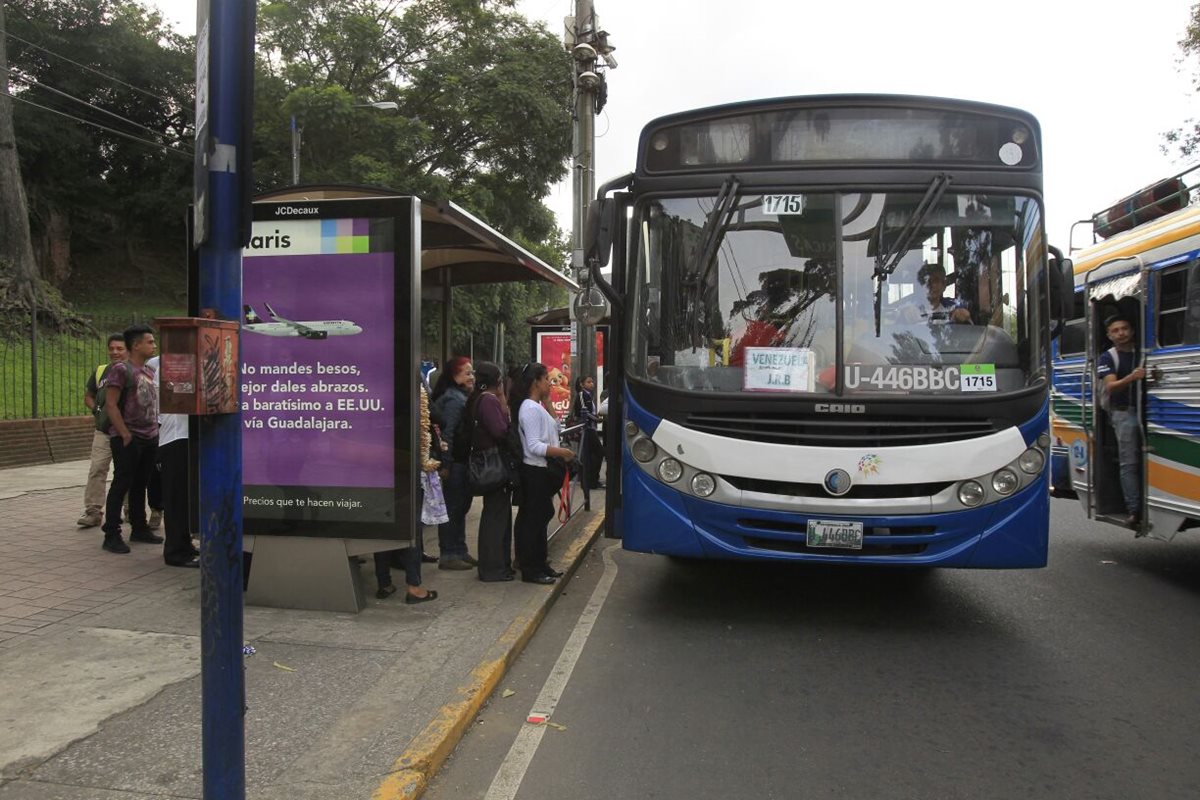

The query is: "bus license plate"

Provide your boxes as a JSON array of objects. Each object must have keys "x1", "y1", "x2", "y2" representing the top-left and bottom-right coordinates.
[{"x1": 806, "y1": 520, "x2": 864, "y2": 550}]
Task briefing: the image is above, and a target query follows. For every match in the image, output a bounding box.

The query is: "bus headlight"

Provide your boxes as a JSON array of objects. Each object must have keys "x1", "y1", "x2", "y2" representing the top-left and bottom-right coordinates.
[
  {"x1": 625, "y1": 421, "x2": 639, "y2": 438},
  {"x1": 1037, "y1": 433, "x2": 1050, "y2": 449},
  {"x1": 631, "y1": 437, "x2": 657, "y2": 463},
  {"x1": 657, "y1": 458, "x2": 683, "y2": 483},
  {"x1": 1018, "y1": 448, "x2": 1045, "y2": 474},
  {"x1": 958, "y1": 480, "x2": 985, "y2": 507},
  {"x1": 992, "y1": 468, "x2": 1019, "y2": 495},
  {"x1": 691, "y1": 473, "x2": 716, "y2": 497}
]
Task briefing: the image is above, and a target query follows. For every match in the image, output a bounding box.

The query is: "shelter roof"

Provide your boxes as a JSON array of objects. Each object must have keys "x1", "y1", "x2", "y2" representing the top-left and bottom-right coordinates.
[{"x1": 254, "y1": 185, "x2": 577, "y2": 290}]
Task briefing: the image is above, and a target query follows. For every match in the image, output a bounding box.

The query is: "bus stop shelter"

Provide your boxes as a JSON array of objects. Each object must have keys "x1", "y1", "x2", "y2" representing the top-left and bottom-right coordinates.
[{"x1": 225, "y1": 185, "x2": 580, "y2": 614}]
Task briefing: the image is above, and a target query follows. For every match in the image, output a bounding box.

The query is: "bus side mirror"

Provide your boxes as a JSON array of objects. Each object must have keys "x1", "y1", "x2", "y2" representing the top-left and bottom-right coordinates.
[
  {"x1": 1047, "y1": 248, "x2": 1074, "y2": 321},
  {"x1": 585, "y1": 199, "x2": 617, "y2": 268}
]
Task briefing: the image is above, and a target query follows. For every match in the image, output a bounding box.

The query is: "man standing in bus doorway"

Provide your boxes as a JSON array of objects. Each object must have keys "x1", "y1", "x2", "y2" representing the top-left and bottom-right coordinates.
[{"x1": 1097, "y1": 315, "x2": 1146, "y2": 526}]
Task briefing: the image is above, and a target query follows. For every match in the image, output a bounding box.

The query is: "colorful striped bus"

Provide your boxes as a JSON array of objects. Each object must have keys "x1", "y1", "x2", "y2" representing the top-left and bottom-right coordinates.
[{"x1": 1050, "y1": 170, "x2": 1200, "y2": 539}]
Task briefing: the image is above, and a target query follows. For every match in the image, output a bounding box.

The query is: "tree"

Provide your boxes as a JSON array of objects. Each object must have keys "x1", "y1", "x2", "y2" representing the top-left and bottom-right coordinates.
[
  {"x1": 7, "y1": 0, "x2": 194, "y2": 296},
  {"x1": 255, "y1": 0, "x2": 577, "y2": 359},
  {"x1": 0, "y1": 0, "x2": 40, "y2": 315},
  {"x1": 255, "y1": 0, "x2": 574, "y2": 244},
  {"x1": 1164, "y1": 3, "x2": 1200, "y2": 158}
]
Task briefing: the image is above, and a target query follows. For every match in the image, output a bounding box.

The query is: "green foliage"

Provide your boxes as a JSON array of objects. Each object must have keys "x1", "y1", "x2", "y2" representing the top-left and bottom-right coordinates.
[
  {"x1": 10, "y1": 0, "x2": 575, "y2": 356},
  {"x1": 256, "y1": 0, "x2": 573, "y2": 243},
  {"x1": 1164, "y1": 3, "x2": 1200, "y2": 158},
  {"x1": 8, "y1": 0, "x2": 194, "y2": 243}
]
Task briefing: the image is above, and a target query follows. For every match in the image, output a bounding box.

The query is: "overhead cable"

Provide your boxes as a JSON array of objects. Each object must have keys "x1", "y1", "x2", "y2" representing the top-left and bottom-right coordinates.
[
  {"x1": 4, "y1": 29, "x2": 193, "y2": 116},
  {"x1": 5, "y1": 91, "x2": 194, "y2": 158},
  {"x1": 8, "y1": 69, "x2": 191, "y2": 144}
]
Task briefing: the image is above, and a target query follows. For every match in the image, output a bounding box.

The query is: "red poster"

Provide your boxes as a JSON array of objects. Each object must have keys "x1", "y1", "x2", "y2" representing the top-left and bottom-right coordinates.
[{"x1": 535, "y1": 330, "x2": 605, "y2": 423}]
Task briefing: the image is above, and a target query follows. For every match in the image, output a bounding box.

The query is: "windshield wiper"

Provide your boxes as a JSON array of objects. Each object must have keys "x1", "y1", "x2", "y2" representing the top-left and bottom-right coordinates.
[
  {"x1": 685, "y1": 176, "x2": 741, "y2": 349},
  {"x1": 871, "y1": 173, "x2": 952, "y2": 336}
]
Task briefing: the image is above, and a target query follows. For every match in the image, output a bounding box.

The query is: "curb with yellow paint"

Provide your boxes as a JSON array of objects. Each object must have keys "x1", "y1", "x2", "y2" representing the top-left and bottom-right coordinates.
[{"x1": 372, "y1": 513, "x2": 607, "y2": 800}]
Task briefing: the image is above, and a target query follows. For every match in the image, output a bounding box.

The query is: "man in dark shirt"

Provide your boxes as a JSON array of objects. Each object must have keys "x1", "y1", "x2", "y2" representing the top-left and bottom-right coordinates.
[
  {"x1": 100, "y1": 325, "x2": 163, "y2": 554},
  {"x1": 1096, "y1": 315, "x2": 1146, "y2": 525}
]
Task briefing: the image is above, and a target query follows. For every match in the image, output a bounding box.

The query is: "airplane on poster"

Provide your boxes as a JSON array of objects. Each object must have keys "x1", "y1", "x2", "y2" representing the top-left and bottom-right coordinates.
[{"x1": 242, "y1": 303, "x2": 363, "y2": 340}]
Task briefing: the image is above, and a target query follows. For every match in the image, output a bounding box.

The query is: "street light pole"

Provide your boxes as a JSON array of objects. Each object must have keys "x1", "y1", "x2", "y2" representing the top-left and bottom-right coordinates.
[
  {"x1": 568, "y1": 3, "x2": 613, "y2": 396},
  {"x1": 290, "y1": 114, "x2": 301, "y2": 185},
  {"x1": 289, "y1": 101, "x2": 397, "y2": 185}
]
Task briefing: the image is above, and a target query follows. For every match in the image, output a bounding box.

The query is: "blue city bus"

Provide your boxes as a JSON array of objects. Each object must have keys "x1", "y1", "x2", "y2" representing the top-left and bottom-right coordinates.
[{"x1": 585, "y1": 95, "x2": 1071, "y2": 567}]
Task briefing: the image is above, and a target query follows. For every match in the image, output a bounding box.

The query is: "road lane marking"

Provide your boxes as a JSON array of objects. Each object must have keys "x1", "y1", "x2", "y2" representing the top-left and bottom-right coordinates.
[{"x1": 484, "y1": 542, "x2": 621, "y2": 800}]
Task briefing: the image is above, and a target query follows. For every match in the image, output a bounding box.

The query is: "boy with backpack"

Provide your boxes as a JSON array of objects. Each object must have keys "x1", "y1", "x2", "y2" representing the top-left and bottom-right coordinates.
[{"x1": 77, "y1": 334, "x2": 127, "y2": 528}]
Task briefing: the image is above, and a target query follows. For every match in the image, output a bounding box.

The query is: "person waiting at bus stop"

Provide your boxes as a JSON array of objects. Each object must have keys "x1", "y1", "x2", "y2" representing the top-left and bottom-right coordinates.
[
  {"x1": 1098, "y1": 314, "x2": 1146, "y2": 526},
  {"x1": 431, "y1": 356, "x2": 478, "y2": 570},
  {"x1": 511, "y1": 363, "x2": 574, "y2": 584},
  {"x1": 570, "y1": 375, "x2": 604, "y2": 489}
]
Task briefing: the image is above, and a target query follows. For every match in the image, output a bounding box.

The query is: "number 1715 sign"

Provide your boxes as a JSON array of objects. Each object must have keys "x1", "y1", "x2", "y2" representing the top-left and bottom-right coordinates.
[{"x1": 763, "y1": 194, "x2": 805, "y2": 215}]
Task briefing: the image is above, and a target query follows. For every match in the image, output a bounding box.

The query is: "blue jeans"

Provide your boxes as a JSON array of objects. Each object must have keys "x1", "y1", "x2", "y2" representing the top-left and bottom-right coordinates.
[
  {"x1": 437, "y1": 462, "x2": 473, "y2": 560},
  {"x1": 1110, "y1": 409, "x2": 1141, "y2": 515}
]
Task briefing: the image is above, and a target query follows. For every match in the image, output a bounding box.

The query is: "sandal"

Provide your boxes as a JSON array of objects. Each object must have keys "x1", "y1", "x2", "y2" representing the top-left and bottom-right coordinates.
[
  {"x1": 405, "y1": 589, "x2": 438, "y2": 604},
  {"x1": 375, "y1": 584, "x2": 397, "y2": 600}
]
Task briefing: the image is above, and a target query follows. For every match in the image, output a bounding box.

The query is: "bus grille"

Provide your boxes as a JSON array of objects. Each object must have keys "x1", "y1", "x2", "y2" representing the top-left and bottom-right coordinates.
[
  {"x1": 724, "y1": 476, "x2": 953, "y2": 499},
  {"x1": 684, "y1": 412, "x2": 999, "y2": 447}
]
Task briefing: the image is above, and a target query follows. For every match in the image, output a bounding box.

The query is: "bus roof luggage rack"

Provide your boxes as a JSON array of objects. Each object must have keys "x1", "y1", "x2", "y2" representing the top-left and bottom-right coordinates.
[{"x1": 1091, "y1": 168, "x2": 1195, "y2": 240}]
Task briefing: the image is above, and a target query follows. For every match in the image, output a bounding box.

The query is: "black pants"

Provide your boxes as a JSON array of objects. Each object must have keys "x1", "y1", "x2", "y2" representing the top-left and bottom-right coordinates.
[
  {"x1": 375, "y1": 484, "x2": 425, "y2": 590},
  {"x1": 581, "y1": 427, "x2": 603, "y2": 488},
  {"x1": 102, "y1": 435, "x2": 158, "y2": 537},
  {"x1": 148, "y1": 462, "x2": 163, "y2": 512},
  {"x1": 514, "y1": 464, "x2": 554, "y2": 578},
  {"x1": 157, "y1": 439, "x2": 190, "y2": 562},
  {"x1": 374, "y1": 527, "x2": 424, "y2": 589},
  {"x1": 476, "y1": 486, "x2": 513, "y2": 580}
]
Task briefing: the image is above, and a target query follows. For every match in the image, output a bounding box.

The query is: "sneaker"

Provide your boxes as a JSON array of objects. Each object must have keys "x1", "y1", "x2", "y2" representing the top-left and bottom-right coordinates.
[
  {"x1": 77, "y1": 512, "x2": 101, "y2": 528},
  {"x1": 148, "y1": 510, "x2": 163, "y2": 530},
  {"x1": 462, "y1": 554, "x2": 479, "y2": 567},
  {"x1": 102, "y1": 535, "x2": 131, "y2": 554},
  {"x1": 438, "y1": 558, "x2": 474, "y2": 571},
  {"x1": 130, "y1": 530, "x2": 164, "y2": 544}
]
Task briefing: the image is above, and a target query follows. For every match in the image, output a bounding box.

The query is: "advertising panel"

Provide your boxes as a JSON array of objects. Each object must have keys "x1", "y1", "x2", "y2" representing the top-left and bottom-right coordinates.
[
  {"x1": 240, "y1": 199, "x2": 418, "y2": 539},
  {"x1": 533, "y1": 327, "x2": 606, "y2": 423}
]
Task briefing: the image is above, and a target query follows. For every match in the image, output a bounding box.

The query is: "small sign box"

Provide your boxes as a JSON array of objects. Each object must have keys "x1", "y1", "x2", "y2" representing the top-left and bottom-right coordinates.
[
  {"x1": 155, "y1": 317, "x2": 240, "y2": 415},
  {"x1": 743, "y1": 347, "x2": 814, "y2": 392}
]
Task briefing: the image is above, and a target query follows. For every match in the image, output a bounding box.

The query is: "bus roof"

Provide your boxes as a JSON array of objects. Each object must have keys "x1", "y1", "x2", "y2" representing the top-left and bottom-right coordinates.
[
  {"x1": 1071, "y1": 203, "x2": 1200, "y2": 279},
  {"x1": 639, "y1": 93, "x2": 1039, "y2": 132}
]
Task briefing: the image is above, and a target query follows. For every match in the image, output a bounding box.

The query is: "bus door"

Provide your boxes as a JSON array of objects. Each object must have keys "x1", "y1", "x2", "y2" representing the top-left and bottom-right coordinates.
[
  {"x1": 1084, "y1": 269, "x2": 1148, "y2": 532},
  {"x1": 588, "y1": 189, "x2": 630, "y2": 540}
]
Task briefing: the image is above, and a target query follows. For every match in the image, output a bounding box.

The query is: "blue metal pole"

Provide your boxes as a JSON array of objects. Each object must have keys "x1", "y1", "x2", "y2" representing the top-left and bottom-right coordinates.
[{"x1": 197, "y1": 1, "x2": 250, "y2": 797}]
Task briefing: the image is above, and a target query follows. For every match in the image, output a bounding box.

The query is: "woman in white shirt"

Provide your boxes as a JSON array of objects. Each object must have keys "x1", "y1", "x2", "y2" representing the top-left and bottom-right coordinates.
[{"x1": 510, "y1": 363, "x2": 575, "y2": 584}]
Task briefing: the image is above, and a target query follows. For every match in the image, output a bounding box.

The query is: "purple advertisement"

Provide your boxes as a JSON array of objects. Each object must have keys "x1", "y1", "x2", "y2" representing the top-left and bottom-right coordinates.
[{"x1": 241, "y1": 215, "x2": 404, "y2": 533}]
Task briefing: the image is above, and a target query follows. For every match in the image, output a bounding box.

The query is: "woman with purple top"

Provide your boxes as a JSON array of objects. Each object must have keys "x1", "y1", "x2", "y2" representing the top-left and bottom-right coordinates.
[{"x1": 465, "y1": 362, "x2": 517, "y2": 582}]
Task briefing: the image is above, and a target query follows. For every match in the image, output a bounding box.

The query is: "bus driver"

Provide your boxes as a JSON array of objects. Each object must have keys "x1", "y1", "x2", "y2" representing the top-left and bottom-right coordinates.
[{"x1": 901, "y1": 263, "x2": 971, "y2": 324}]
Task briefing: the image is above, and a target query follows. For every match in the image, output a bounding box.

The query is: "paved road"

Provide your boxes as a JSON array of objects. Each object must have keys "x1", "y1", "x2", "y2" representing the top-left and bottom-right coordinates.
[{"x1": 424, "y1": 497, "x2": 1200, "y2": 800}]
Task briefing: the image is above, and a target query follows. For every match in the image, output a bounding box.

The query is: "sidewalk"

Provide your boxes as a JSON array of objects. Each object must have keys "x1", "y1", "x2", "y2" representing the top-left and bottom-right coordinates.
[{"x1": 0, "y1": 460, "x2": 603, "y2": 799}]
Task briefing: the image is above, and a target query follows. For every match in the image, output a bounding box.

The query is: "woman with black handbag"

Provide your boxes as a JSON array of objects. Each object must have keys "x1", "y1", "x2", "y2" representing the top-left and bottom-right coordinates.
[
  {"x1": 463, "y1": 363, "x2": 518, "y2": 582},
  {"x1": 511, "y1": 363, "x2": 575, "y2": 585}
]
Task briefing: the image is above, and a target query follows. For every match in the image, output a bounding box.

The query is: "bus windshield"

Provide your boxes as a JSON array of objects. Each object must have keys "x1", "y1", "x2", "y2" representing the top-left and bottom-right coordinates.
[{"x1": 629, "y1": 191, "x2": 1046, "y2": 396}]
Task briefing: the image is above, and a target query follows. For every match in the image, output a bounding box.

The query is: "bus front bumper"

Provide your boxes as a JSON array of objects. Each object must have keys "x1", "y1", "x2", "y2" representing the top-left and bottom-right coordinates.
[{"x1": 620, "y1": 462, "x2": 1049, "y2": 568}]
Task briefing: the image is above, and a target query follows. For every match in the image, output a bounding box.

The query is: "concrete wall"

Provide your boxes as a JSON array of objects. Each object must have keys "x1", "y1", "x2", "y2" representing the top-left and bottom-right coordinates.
[{"x1": 0, "y1": 417, "x2": 93, "y2": 469}]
